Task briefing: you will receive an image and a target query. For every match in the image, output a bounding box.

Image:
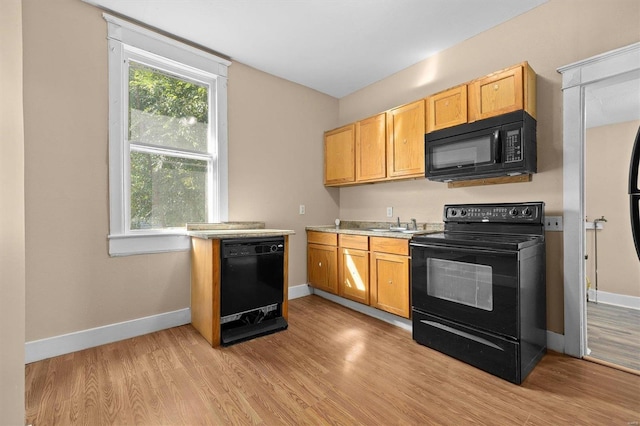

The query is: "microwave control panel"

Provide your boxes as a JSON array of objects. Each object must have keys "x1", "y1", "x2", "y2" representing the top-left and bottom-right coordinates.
[{"x1": 504, "y1": 129, "x2": 523, "y2": 163}]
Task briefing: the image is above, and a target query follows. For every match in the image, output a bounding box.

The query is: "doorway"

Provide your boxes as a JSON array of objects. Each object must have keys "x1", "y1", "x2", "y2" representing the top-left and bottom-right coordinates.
[
  {"x1": 559, "y1": 42, "x2": 640, "y2": 366},
  {"x1": 584, "y1": 87, "x2": 640, "y2": 370}
]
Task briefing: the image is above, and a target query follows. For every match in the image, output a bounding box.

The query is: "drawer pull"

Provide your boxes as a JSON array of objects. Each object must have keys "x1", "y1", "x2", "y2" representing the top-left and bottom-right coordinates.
[{"x1": 420, "y1": 320, "x2": 504, "y2": 351}]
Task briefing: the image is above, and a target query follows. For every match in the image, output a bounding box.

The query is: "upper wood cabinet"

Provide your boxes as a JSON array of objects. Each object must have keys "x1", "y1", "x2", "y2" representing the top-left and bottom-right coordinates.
[
  {"x1": 355, "y1": 113, "x2": 387, "y2": 182},
  {"x1": 468, "y1": 62, "x2": 536, "y2": 122},
  {"x1": 387, "y1": 99, "x2": 425, "y2": 179},
  {"x1": 322, "y1": 62, "x2": 536, "y2": 185},
  {"x1": 324, "y1": 124, "x2": 355, "y2": 186},
  {"x1": 426, "y1": 84, "x2": 468, "y2": 133}
]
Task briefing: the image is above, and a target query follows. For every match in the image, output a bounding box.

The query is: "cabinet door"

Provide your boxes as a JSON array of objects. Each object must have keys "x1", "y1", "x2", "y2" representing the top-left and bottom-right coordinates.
[
  {"x1": 370, "y1": 252, "x2": 410, "y2": 318},
  {"x1": 338, "y1": 248, "x2": 369, "y2": 305},
  {"x1": 426, "y1": 85, "x2": 468, "y2": 132},
  {"x1": 356, "y1": 113, "x2": 386, "y2": 182},
  {"x1": 468, "y1": 65, "x2": 524, "y2": 122},
  {"x1": 387, "y1": 100, "x2": 425, "y2": 178},
  {"x1": 324, "y1": 124, "x2": 355, "y2": 186},
  {"x1": 308, "y1": 243, "x2": 338, "y2": 294}
]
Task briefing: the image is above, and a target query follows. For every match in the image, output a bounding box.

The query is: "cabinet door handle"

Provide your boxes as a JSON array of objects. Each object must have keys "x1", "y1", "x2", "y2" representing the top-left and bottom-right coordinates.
[
  {"x1": 388, "y1": 280, "x2": 393, "y2": 285},
  {"x1": 318, "y1": 262, "x2": 322, "y2": 267}
]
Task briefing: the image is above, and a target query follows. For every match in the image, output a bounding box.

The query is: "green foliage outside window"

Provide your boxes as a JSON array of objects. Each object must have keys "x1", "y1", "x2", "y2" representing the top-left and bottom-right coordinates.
[{"x1": 128, "y1": 62, "x2": 210, "y2": 229}]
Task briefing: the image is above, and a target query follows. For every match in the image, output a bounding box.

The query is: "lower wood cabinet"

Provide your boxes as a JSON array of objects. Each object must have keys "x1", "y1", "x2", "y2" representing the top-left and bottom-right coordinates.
[
  {"x1": 307, "y1": 231, "x2": 410, "y2": 319},
  {"x1": 307, "y1": 231, "x2": 338, "y2": 294},
  {"x1": 369, "y1": 237, "x2": 411, "y2": 318},
  {"x1": 338, "y1": 234, "x2": 369, "y2": 305}
]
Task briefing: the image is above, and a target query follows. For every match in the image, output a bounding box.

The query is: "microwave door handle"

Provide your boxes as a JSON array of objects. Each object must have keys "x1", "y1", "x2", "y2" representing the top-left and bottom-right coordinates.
[{"x1": 493, "y1": 129, "x2": 501, "y2": 163}]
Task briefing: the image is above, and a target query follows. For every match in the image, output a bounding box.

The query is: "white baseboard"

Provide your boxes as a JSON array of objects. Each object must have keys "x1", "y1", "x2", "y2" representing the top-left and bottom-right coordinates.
[
  {"x1": 587, "y1": 289, "x2": 640, "y2": 310},
  {"x1": 311, "y1": 288, "x2": 412, "y2": 331},
  {"x1": 25, "y1": 308, "x2": 191, "y2": 364},
  {"x1": 24, "y1": 283, "x2": 569, "y2": 364},
  {"x1": 547, "y1": 330, "x2": 564, "y2": 353},
  {"x1": 288, "y1": 283, "x2": 313, "y2": 299},
  {"x1": 312, "y1": 287, "x2": 565, "y2": 353},
  {"x1": 25, "y1": 284, "x2": 315, "y2": 364}
]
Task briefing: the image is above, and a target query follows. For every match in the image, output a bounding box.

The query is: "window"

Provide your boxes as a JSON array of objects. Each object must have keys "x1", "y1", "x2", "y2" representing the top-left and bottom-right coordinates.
[{"x1": 105, "y1": 14, "x2": 230, "y2": 256}]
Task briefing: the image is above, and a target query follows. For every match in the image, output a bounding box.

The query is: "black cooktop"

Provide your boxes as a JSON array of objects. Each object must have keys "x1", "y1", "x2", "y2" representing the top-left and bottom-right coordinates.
[
  {"x1": 411, "y1": 231, "x2": 543, "y2": 251},
  {"x1": 411, "y1": 202, "x2": 546, "y2": 251}
]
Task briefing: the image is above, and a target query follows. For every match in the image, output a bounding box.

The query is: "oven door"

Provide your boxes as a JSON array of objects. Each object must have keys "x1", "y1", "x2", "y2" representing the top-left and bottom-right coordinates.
[{"x1": 411, "y1": 242, "x2": 519, "y2": 339}]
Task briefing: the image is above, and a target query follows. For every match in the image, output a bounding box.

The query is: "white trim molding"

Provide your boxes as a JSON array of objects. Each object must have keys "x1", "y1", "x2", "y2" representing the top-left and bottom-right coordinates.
[
  {"x1": 587, "y1": 291, "x2": 640, "y2": 310},
  {"x1": 103, "y1": 13, "x2": 230, "y2": 256},
  {"x1": 558, "y1": 42, "x2": 640, "y2": 358},
  {"x1": 25, "y1": 285, "x2": 312, "y2": 363},
  {"x1": 25, "y1": 308, "x2": 191, "y2": 364}
]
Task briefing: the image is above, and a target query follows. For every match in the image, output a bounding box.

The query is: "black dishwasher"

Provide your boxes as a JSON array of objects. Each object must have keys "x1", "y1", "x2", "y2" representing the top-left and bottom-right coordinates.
[{"x1": 220, "y1": 237, "x2": 288, "y2": 345}]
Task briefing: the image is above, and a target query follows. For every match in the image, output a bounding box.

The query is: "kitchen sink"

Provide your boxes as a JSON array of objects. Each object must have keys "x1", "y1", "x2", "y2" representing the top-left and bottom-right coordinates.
[{"x1": 366, "y1": 228, "x2": 424, "y2": 234}]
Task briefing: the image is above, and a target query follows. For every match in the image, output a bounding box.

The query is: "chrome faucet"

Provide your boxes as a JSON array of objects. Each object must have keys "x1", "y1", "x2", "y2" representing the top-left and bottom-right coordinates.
[
  {"x1": 411, "y1": 218, "x2": 417, "y2": 230},
  {"x1": 397, "y1": 217, "x2": 401, "y2": 227}
]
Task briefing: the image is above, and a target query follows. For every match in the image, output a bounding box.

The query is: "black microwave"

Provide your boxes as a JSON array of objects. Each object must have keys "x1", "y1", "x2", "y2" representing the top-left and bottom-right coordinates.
[{"x1": 425, "y1": 110, "x2": 537, "y2": 182}]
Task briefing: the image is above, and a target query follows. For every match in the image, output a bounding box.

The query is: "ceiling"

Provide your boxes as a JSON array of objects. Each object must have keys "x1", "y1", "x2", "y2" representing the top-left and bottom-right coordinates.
[
  {"x1": 84, "y1": 0, "x2": 548, "y2": 98},
  {"x1": 585, "y1": 70, "x2": 640, "y2": 128}
]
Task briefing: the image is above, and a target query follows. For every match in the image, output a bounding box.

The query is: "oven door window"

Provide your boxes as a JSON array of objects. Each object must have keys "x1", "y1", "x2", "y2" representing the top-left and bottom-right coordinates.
[
  {"x1": 411, "y1": 244, "x2": 518, "y2": 339},
  {"x1": 427, "y1": 258, "x2": 493, "y2": 311}
]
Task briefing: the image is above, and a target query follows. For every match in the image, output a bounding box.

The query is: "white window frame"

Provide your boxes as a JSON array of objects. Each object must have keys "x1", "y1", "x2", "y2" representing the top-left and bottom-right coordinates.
[{"x1": 104, "y1": 14, "x2": 230, "y2": 256}]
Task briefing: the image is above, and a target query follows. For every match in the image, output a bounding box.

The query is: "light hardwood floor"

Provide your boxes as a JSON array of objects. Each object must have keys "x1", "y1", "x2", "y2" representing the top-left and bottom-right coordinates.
[
  {"x1": 587, "y1": 301, "x2": 640, "y2": 372},
  {"x1": 26, "y1": 295, "x2": 640, "y2": 425}
]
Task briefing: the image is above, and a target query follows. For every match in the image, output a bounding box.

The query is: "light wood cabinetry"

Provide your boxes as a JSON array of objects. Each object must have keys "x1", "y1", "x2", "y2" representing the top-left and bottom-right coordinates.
[
  {"x1": 307, "y1": 231, "x2": 338, "y2": 294},
  {"x1": 324, "y1": 124, "x2": 355, "y2": 186},
  {"x1": 369, "y1": 237, "x2": 410, "y2": 318},
  {"x1": 338, "y1": 234, "x2": 369, "y2": 304},
  {"x1": 387, "y1": 100, "x2": 426, "y2": 179},
  {"x1": 426, "y1": 84, "x2": 468, "y2": 133},
  {"x1": 307, "y1": 232, "x2": 411, "y2": 318},
  {"x1": 355, "y1": 113, "x2": 387, "y2": 182},
  {"x1": 468, "y1": 62, "x2": 536, "y2": 122},
  {"x1": 322, "y1": 62, "x2": 536, "y2": 187}
]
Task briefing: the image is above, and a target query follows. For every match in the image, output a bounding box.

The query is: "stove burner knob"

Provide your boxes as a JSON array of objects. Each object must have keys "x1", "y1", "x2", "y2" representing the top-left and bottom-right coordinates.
[
  {"x1": 522, "y1": 207, "x2": 532, "y2": 217},
  {"x1": 450, "y1": 209, "x2": 458, "y2": 217},
  {"x1": 459, "y1": 209, "x2": 467, "y2": 217},
  {"x1": 509, "y1": 208, "x2": 519, "y2": 216}
]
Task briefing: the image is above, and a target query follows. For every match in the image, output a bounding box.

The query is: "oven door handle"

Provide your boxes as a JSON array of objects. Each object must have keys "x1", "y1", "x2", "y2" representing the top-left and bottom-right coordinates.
[
  {"x1": 410, "y1": 243, "x2": 515, "y2": 255},
  {"x1": 420, "y1": 320, "x2": 505, "y2": 351}
]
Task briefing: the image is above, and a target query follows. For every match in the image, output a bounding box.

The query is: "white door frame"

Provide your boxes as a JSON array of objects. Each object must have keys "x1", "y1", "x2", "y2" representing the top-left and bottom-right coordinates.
[{"x1": 558, "y1": 42, "x2": 640, "y2": 357}]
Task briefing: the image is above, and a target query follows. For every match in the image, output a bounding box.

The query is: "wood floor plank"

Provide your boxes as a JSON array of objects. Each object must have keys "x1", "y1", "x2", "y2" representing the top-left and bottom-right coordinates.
[
  {"x1": 25, "y1": 295, "x2": 640, "y2": 425},
  {"x1": 587, "y1": 301, "x2": 640, "y2": 371}
]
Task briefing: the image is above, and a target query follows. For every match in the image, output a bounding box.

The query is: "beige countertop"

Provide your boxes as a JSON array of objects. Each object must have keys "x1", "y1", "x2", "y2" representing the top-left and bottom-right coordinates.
[
  {"x1": 186, "y1": 222, "x2": 295, "y2": 239},
  {"x1": 306, "y1": 221, "x2": 443, "y2": 239}
]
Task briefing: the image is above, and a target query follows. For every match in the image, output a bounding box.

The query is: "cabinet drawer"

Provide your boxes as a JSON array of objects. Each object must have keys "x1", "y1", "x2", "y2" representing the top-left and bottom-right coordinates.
[
  {"x1": 339, "y1": 234, "x2": 369, "y2": 250},
  {"x1": 370, "y1": 237, "x2": 409, "y2": 256},
  {"x1": 307, "y1": 231, "x2": 337, "y2": 246}
]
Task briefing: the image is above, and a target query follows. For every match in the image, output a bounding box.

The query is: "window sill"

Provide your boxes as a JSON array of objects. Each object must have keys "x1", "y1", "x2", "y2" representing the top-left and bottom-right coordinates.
[{"x1": 108, "y1": 232, "x2": 191, "y2": 257}]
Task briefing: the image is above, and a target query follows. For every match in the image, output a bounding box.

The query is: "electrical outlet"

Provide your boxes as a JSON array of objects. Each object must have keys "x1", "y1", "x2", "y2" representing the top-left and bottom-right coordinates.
[
  {"x1": 545, "y1": 216, "x2": 563, "y2": 231},
  {"x1": 386, "y1": 207, "x2": 393, "y2": 217},
  {"x1": 299, "y1": 204, "x2": 305, "y2": 215}
]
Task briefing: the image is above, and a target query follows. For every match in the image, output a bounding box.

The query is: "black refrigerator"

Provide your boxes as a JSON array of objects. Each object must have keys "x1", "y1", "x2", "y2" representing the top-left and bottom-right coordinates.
[{"x1": 630, "y1": 125, "x2": 640, "y2": 260}]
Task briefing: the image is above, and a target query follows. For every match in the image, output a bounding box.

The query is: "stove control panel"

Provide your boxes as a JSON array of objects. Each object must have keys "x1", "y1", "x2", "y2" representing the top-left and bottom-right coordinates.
[{"x1": 444, "y1": 202, "x2": 544, "y2": 224}]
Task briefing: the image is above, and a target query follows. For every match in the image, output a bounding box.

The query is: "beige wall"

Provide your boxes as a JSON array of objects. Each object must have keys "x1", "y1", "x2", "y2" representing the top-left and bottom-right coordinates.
[
  {"x1": 586, "y1": 120, "x2": 640, "y2": 298},
  {"x1": 23, "y1": 0, "x2": 339, "y2": 343},
  {"x1": 227, "y1": 62, "x2": 339, "y2": 287},
  {"x1": 0, "y1": 0, "x2": 26, "y2": 422},
  {"x1": 336, "y1": 0, "x2": 640, "y2": 334}
]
